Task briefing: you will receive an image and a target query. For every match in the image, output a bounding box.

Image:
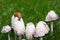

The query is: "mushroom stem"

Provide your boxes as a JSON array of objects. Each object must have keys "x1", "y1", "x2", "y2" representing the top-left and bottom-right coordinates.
[
  {"x1": 19, "y1": 35, "x2": 22, "y2": 40},
  {"x1": 22, "y1": 39, "x2": 26, "y2": 40},
  {"x1": 51, "y1": 22, "x2": 53, "y2": 32},
  {"x1": 40, "y1": 37, "x2": 43, "y2": 40},
  {"x1": 15, "y1": 34, "x2": 17, "y2": 40},
  {"x1": 8, "y1": 33, "x2": 10, "y2": 40}
]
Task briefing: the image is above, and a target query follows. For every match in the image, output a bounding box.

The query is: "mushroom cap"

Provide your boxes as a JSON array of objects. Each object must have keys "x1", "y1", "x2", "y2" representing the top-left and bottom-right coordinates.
[
  {"x1": 26, "y1": 22, "x2": 35, "y2": 40},
  {"x1": 34, "y1": 21, "x2": 50, "y2": 37},
  {"x1": 1, "y1": 25, "x2": 11, "y2": 33},
  {"x1": 14, "y1": 12, "x2": 22, "y2": 20},
  {"x1": 11, "y1": 12, "x2": 25, "y2": 36},
  {"x1": 45, "y1": 10, "x2": 59, "y2": 22}
]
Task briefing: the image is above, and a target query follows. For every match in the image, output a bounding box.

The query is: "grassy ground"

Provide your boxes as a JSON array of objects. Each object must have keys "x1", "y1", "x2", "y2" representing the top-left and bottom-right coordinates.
[{"x1": 0, "y1": 0, "x2": 60, "y2": 40}]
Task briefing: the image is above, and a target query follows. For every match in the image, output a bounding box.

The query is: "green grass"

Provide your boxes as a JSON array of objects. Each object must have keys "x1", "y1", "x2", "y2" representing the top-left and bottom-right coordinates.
[{"x1": 0, "y1": 0, "x2": 60, "y2": 40}]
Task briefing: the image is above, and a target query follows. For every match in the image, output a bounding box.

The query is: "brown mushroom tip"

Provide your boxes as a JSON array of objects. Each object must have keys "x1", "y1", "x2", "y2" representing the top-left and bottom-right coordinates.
[{"x1": 14, "y1": 12, "x2": 22, "y2": 20}]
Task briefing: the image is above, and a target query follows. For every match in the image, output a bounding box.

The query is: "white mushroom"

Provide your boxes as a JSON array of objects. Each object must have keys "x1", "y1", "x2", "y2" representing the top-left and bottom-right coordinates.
[
  {"x1": 45, "y1": 10, "x2": 59, "y2": 33},
  {"x1": 11, "y1": 12, "x2": 25, "y2": 40},
  {"x1": 34, "y1": 21, "x2": 50, "y2": 40},
  {"x1": 26, "y1": 22, "x2": 35, "y2": 40},
  {"x1": 1, "y1": 25, "x2": 11, "y2": 40}
]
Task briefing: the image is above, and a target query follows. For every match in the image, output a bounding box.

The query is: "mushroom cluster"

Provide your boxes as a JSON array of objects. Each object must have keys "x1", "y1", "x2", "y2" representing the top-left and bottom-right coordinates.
[{"x1": 1, "y1": 10, "x2": 59, "y2": 40}]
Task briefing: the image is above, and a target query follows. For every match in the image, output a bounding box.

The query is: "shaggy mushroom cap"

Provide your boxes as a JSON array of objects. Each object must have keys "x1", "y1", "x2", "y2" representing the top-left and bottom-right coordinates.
[
  {"x1": 26, "y1": 22, "x2": 35, "y2": 40},
  {"x1": 34, "y1": 21, "x2": 50, "y2": 37},
  {"x1": 14, "y1": 12, "x2": 22, "y2": 20},
  {"x1": 45, "y1": 10, "x2": 59, "y2": 22},
  {"x1": 11, "y1": 12, "x2": 25, "y2": 35},
  {"x1": 1, "y1": 25, "x2": 11, "y2": 33}
]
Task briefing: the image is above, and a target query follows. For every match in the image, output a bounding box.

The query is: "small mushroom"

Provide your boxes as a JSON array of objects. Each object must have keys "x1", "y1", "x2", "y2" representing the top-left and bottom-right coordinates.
[
  {"x1": 1, "y1": 25, "x2": 11, "y2": 40},
  {"x1": 11, "y1": 12, "x2": 25, "y2": 40},
  {"x1": 26, "y1": 22, "x2": 35, "y2": 40},
  {"x1": 34, "y1": 21, "x2": 50, "y2": 40},
  {"x1": 45, "y1": 10, "x2": 59, "y2": 33}
]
